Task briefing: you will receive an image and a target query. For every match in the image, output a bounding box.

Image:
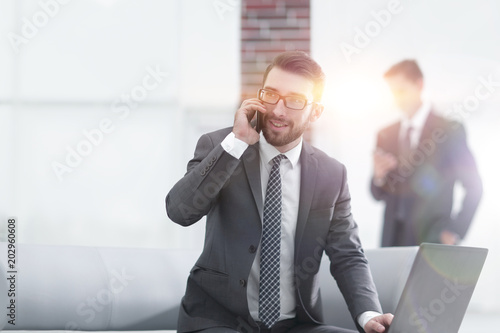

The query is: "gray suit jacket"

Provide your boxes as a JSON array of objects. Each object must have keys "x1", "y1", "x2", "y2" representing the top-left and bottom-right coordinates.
[{"x1": 166, "y1": 127, "x2": 381, "y2": 332}]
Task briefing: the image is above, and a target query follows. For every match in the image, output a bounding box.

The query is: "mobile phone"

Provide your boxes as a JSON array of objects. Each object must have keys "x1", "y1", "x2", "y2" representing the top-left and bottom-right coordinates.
[
  {"x1": 254, "y1": 91, "x2": 264, "y2": 133},
  {"x1": 255, "y1": 111, "x2": 263, "y2": 133}
]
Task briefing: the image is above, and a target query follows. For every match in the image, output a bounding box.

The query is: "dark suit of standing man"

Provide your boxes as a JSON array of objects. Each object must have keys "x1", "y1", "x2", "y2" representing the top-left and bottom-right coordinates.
[
  {"x1": 167, "y1": 52, "x2": 393, "y2": 333},
  {"x1": 371, "y1": 60, "x2": 483, "y2": 247}
]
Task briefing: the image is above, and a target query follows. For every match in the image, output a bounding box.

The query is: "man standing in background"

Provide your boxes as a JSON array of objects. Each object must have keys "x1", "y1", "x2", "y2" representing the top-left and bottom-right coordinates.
[{"x1": 371, "y1": 60, "x2": 483, "y2": 247}]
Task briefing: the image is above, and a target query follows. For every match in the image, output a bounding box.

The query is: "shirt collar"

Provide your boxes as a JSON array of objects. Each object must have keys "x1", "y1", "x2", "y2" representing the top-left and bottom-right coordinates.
[
  {"x1": 259, "y1": 132, "x2": 302, "y2": 169},
  {"x1": 401, "y1": 101, "x2": 431, "y2": 131}
]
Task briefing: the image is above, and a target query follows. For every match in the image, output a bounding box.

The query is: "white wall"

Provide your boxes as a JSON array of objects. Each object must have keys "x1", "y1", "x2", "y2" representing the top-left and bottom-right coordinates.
[
  {"x1": 0, "y1": 0, "x2": 240, "y2": 251},
  {"x1": 311, "y1": 0, "x2": 500, "y2": 313}
]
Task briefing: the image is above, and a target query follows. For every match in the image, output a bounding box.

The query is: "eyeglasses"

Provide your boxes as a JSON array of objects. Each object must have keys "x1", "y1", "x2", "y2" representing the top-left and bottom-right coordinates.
[{"x1": 258, "y1": 89, "x2": 314, "y2": 110}]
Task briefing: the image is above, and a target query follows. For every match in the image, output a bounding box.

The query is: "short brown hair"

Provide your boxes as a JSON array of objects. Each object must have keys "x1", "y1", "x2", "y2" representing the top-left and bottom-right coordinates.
[
  {"x1": 262, "y1": 51, "x2": 325, "y2": 102},
  {"x1": 384, "y1": 59, "x2": 423, "y2": 82}
]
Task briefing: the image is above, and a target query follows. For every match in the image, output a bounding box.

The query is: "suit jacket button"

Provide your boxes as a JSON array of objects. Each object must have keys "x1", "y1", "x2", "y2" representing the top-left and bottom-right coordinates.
[
  {"x1": 211, "y1": 156, "x2": 217, "y2": 162},
  {"x1": 200, "y1": 170, "x2": 206, "y2": 176},
  {"x1": 239, "y1": 279, "x2": 247, "y2": 287},
  {"x1": 248, "y1": 245, "x2": 256, "y2": 253}
]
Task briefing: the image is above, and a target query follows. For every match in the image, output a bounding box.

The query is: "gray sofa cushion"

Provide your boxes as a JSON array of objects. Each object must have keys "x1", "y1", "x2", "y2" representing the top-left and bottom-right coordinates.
[
  {"x1": 0, "y1": 243, "x2": 199, "y2": 330},
  {"x1": 0, "y1": 243, "x2": 417, "y2": 331}
]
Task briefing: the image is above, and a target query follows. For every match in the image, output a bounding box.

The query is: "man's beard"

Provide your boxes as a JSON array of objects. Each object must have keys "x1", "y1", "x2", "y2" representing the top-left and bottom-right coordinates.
[{"x1": 262, "y1": 117, "x2": 310, "y2": 148}]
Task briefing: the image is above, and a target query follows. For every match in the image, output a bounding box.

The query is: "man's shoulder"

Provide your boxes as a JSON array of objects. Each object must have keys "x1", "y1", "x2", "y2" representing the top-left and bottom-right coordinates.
[
  {"x1": 378, "y1": 121, "x2": 400, "y2": 136},
  {"x1": 377, "y1": 111, "x2": 460, "y2": 134},
  {"x1": 305, "y1": 142, "x2": 345, "y2": 171},
  {"x1": 200, "y1": 127, "x2": 233, "y2": 144},
  {"x1": 427, "y1": 111, "x2": 462, "y2": 130}
]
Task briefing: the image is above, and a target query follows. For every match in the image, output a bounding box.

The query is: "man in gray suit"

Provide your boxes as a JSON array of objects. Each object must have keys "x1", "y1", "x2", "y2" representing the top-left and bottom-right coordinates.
[{"x1": 166, "y1": 51, "x2": 393, "y2": 333}]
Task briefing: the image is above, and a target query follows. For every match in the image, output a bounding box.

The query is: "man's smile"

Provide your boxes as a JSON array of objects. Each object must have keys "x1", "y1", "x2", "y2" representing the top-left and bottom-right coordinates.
[{"x1": 268, "y1": 119, "x2": 288, "y2": 130}]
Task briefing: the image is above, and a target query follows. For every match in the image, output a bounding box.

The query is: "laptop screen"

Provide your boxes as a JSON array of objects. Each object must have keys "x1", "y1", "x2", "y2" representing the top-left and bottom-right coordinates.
[{"x1": 388, "y1": 243, "x2": 488, "y2": 333}]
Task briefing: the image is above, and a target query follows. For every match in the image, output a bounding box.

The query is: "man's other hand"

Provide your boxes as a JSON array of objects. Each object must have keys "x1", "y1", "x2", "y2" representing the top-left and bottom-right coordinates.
[
  {"x1": 364, "y1": 313, "x2": 394, "y2": 333},
  {"x1": 233, "y1": 98, "x2": 267, "y2": 145},
  {"x1": 373, "y1": 149, "x2": 397, "y2": 186},
  {"x1": 440, "y1": 230, "x2": 459, "y2": 245}
]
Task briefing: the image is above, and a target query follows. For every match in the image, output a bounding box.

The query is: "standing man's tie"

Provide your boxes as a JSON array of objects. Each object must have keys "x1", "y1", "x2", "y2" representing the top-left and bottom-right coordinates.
[
  {"x1": 259, "y1": 154, "x2": 286, "y2": 328},
  {"x1": 400, "y1": 126, "x2": 413, "y2": 158}
]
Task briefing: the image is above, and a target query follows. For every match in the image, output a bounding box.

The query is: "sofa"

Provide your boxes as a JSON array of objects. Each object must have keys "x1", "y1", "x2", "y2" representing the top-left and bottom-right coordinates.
[{"x1": 0, "y1": 242, "x2": 418, "y2": 332}]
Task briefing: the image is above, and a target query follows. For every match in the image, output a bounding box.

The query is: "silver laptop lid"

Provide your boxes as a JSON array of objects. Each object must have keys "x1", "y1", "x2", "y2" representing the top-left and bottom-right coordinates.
[{"x1": 388, "y1": 243, "x2": 488, "y2": 333}]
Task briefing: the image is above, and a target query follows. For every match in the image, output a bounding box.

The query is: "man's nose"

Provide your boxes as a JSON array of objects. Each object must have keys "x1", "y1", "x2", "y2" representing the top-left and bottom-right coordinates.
[{"x1": 272, "y1": 99, "x2": 287, "y2": 117}]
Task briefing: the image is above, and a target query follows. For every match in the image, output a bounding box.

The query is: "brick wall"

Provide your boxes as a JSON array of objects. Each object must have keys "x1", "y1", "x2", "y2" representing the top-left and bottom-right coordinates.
[{"x1": 241, "y1": 0, "x2": 311, "y2": 101}]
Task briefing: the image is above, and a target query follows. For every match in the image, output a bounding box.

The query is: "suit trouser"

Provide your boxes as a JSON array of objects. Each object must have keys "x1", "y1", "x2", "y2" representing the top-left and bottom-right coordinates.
[{"x1": 393, "y1": 219, "x2": 418, "y2": 246}]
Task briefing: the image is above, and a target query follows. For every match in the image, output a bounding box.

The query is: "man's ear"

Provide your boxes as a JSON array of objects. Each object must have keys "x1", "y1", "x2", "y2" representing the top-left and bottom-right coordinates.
[
  {"x1": 415, "y1": 77, "x2": 424, "y2": 91},
  {"x1": 309, "y1": 103, "x2": 324, "y2": 122}
]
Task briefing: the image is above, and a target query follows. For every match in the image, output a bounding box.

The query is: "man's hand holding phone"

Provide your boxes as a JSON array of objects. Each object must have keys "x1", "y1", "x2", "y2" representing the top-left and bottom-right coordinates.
[
  {"x1": 373, "y1": 149, "x2": 398, "y2": 186},
  {"x1": 233, "y1": 98, "x2": 266, "y2": 146}
]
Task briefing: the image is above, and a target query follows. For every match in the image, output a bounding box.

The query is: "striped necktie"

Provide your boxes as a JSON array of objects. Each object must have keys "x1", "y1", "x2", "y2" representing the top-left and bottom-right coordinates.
[{"x1": 259, "y1": 154, "x2": 286, "y2": 328}]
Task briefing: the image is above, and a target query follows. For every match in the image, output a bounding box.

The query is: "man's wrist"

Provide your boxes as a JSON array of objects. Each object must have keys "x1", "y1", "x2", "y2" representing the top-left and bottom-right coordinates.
[
  {"x1": 221, "y1": 132, "x2": 249, "y2": 159},
  {"x1": 358, "y1": 311, "x2": 382, "y2": 329}
]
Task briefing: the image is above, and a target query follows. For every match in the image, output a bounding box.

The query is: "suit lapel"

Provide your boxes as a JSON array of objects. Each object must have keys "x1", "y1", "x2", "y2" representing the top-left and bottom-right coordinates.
[
  {"x1": 294, "y1": 141, "x2": 318, "y2": 251},
  {"x1": 242, "y1": 140, "x2": 318, "y2": 246},
  {"x1": 417, "y1": 111, "x2": 436, "y2": 147},
  {"x1": 241, "y1": 143, "x2": 263, "y2": 221},
  {"x1": 386, "y1": 122, "x2": 401, "y2": 155}
]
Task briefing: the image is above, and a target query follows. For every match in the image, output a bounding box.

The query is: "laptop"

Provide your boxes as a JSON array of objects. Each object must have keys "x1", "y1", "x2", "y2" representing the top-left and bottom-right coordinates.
[{"x1": 387, "y1": 243, "x2": 488, "y2": 333}]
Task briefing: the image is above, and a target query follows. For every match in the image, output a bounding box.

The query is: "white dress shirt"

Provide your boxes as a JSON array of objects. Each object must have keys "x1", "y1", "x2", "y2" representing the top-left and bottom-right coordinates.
[
  {"x1": 220, "y1": 131, "x2": 379, "y2": 328},
  {"x1": 249, "y1": 132, "x2": 302, "y2": 322},
  {"x1": 399, "y1": 102, "x2": 432, "y2": 148}
]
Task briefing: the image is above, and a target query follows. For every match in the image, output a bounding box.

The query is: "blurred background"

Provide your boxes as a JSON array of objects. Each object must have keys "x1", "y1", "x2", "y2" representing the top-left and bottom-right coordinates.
[{"x1": 1, "y1": 0, "x2": 499, "y2": 328}]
